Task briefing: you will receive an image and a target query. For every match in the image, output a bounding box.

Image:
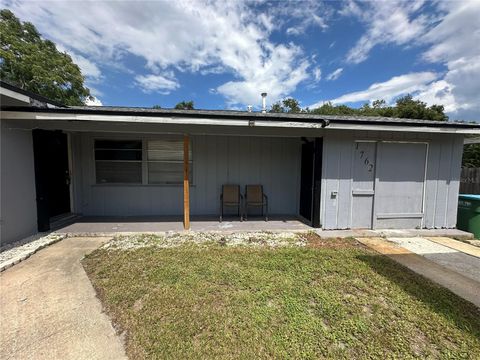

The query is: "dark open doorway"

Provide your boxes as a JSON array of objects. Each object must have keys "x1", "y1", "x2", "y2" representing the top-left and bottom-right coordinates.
[
  {"x1": 299, "y1": 138, "x2": 322, "y2": 227},
  {"x1": 32, "y1": 129, "x2": 71, "y2": 231}
]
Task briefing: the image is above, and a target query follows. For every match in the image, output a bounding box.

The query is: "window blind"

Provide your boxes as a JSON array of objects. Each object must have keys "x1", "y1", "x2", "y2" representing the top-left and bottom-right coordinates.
[{"x1": 147, "y1": 138, "x2": 192, "y2": 184}]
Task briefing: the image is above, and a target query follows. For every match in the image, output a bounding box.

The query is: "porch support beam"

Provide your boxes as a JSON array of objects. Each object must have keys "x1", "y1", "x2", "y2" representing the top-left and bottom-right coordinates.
[{"x1": 183, "y1": 134, "x2": 190, "y2": 230}]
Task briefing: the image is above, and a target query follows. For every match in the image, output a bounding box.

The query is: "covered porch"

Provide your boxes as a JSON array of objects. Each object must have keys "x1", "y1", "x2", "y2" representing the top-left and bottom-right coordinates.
[{"x1": 26, "y1": 117, "x2": 324, "y2": 233}]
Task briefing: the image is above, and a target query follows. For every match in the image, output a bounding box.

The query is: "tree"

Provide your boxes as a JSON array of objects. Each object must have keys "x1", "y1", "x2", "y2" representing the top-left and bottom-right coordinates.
[
  {"x1": 152, "y1": 104, "x2": 162, "y2": 109},
  {"x1": 0, "y1": 9, "x2": 91, "y2": 105},
  {"x1": 269, "y1": 97, "x2": 302, "y2": 113},
  {"x1": 462, "y1": 144, "x2": 480, "y2": 168},
  {"x1": 174, "y1": 100, "x2": 194, "y2": 110},
  {"x1": 372, "y1": 99, "x2": 386, "y2": 109},
  {"x1": 309, "y1": 94, "x2": 448, "y2": 121},
  {"x1": 310, "y1": 102, "x2": 357, "y2": 115}
]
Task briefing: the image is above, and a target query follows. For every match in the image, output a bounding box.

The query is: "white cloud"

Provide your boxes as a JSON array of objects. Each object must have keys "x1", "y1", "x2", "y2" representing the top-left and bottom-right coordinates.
[
  {"x1": 217, "y1": 45, "x2": 310, "y2": 106},
  {"x1": 415, "y1": 56, "x2": 480, "y2": 120},
  {"x1": 326, "y1": 68, "x2": 343, "y2": 81},
  {"x1": 414, "y1": 80, "x2": 455, "y2": 113},
  {"x1": 70, "y1": 53, "x2": 102, "y2": 81},
  {"x1": 343, "y1": 1, "x2": 431, "y2": 64},
  {"x1": 421, "y1": 1, "x2": 480, "y2": 64},
  {"x1": 55, "y1": 43, "x2": 102, "y2": 81},
  {"x1": 310, "y1": 71, "x2": 438, "y2": 108},
  {"x1": 313, "y1": 67, "x2": 322, "y2": 81},
  {"x1": 418, "y1": 1, "x2": 480, "y2": 120},
  {"x1": 324, "y1": 0, "x2": 480, "y2": 120},
  {"x1": 4, "y1": 1, "x2": 312, "y2": 107},
  {"x1": 85, "y1": 96, "x2": 102, "y2": 106},
  {"x1": 274, "y1": 0, "x2": 331, "y2": 36},
  {"x1": 134, "y1": 74, "x2": 179, "y2": 94}
]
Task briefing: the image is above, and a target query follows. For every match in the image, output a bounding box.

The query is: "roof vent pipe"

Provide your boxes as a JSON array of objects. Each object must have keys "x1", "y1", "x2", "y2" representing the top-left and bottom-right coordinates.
[{"x1": 261, "y1": 92, "x2": 267, "y2": 113}]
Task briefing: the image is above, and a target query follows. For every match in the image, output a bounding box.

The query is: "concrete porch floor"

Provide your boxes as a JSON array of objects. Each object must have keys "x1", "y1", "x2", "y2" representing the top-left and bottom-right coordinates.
[
  {"x1": 53, "y1": 215, "x2": 473, "y2": 239},
  {"x1": 54, "y1": 215, "x2": 312, "y2": 235}
]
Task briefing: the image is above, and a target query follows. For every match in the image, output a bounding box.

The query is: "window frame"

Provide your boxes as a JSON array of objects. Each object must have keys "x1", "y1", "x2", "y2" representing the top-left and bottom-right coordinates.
[
  {"x1": 93, "y1": 136, "x2": 193, "y2": 186},
  {"x1": 94, "y1": 139, "x2": 143, "y2": 185}
]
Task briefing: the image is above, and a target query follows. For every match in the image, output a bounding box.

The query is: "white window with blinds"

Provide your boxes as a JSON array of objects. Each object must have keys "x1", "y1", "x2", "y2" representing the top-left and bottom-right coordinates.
[
  {"x1": 147, "y1": 138, "x2": 192, "y2": 184},
  {"x1": 94, "y1": 137, "x2": 192, "y2": 185}
]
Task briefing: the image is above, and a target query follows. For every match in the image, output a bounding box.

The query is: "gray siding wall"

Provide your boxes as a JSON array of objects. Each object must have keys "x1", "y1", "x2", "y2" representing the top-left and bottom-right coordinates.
[
  {"x1": 321, "y1": 131, "x2": 463, "y2": 229},
  {"x1": 72, "y1": 133, "x2": 301, "y2": 216},
  {"x1": 0, "y1": 120, "x2": 37, "y2": 245}
]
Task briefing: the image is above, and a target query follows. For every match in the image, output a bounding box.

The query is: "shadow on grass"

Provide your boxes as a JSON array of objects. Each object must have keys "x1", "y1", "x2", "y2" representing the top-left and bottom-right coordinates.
[{"x1": 356, "y1": 253, "x2": 480, "y2": 339}]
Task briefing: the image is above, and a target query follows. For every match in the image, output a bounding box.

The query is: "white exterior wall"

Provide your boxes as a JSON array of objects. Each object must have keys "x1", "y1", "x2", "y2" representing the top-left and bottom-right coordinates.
[
  {"x1": 321, "y1": 130, "x2": 464, "y2": 229},
  {"x1": 0, "y1": 120, "x2": 38, "y2": 245},
  {"x1": 72, "y1": 133, "x2": 301, "y2": 216}
]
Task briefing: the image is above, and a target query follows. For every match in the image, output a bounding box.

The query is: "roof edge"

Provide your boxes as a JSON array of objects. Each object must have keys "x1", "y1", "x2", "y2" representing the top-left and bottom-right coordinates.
[
  {"x1": 0, "y1": 80, "x2": 66, "y2": 108},
  {"x1": 2, "y1": 105, "x2": 479, "y2": 129}
]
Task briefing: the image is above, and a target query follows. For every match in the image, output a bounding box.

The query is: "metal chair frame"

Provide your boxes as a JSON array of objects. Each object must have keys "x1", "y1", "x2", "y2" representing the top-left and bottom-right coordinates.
[
  {"x1": 244, "y1": 185, "x2": 268, "y2": 221},
  {"x1": 219, "y1": 184, "x2": 243, "y2": 222}
]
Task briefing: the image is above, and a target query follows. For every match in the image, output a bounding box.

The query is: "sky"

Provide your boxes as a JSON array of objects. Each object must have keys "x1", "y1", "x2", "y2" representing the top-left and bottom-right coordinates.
[{"x1": 2, "y1": 0, "x2": 479, "y2": 121}]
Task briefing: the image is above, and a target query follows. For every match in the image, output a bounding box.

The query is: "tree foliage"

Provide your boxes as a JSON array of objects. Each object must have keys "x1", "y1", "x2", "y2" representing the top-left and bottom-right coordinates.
[
  {"x1": 174, "y1": 100, "x2": 194, "y2": 110},
  {"x1": 270, "y1": 98, "x2": 304, "y2": 113},
  {"x1": 0, "y1": 9, "x2": 91, "y2": 105},
  {"x1": 462, "y1": 144, "x2": 480, "y2": 168},
  {"x1": 270, "y1": 94, "x2": 449, "y2": 121},
  {"x1": 152, "y1": 104, "x2": 162, "y2": 109}
]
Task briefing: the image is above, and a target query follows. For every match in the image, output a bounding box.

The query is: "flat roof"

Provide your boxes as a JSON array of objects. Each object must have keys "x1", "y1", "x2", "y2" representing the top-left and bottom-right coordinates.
[
  {"x1": 2, "y1": 104, "x2": 480, "y2": 129},
  {"x1": 1, "y1": 80, "x2": 479, "y2": 130}
]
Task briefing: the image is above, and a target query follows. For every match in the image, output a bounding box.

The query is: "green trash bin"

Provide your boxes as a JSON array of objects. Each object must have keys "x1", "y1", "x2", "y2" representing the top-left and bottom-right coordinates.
[{"x1": 457, "y1": 194, "x2": 480, "y2": 239}]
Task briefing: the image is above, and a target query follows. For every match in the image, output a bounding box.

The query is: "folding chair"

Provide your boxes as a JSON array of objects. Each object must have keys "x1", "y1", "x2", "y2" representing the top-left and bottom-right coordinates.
[
  {"x1": 244, "y1": 185, "x2": 268, "y2": 221},
  {"x1": 220, "y1": 184, "x2": 243, "y2": 222}
]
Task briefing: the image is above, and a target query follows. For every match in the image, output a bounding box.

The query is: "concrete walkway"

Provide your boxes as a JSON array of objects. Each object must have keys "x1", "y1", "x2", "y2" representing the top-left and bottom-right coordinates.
[
  {"x1": 358, "y1": 237, "x2": 480, "y2": 308},
  {"x1": 425, "y1": 236, "x2": 480, "y2": 258},
  {"x1": 0, "y1": 237, "x2": 127, "y2": 360},
  {"x1": 387, "y1": 237, "x2": 480, "y2": 283}
]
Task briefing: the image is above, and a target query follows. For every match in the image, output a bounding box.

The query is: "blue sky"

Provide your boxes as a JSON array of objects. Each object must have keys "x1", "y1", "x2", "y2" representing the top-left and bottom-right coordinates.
[{"x1": 2, "y1": 0, "x2": 480, "y2": 120}]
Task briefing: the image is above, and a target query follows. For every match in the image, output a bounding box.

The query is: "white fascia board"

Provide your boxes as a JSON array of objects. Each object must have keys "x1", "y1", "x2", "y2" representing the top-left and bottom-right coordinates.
[
  {"x1": 326, "y1": 122, "x2": 480, "y2": 134},
  {"x1": 0, "y1": 87, "x2": 30, "y2": 104},
  {"x1": 0, "y1": 111, "x2": 324, "y2": 128},
  {"x1": 1, "y1": 110, "x2": 479, "y2": 134}
]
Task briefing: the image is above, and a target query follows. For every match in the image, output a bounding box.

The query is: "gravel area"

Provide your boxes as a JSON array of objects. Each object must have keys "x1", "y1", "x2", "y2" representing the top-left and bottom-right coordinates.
[
  {"x1": 0, "y1": 233, "x2": 67, "y2": 272},
  {"x1": 102, "y1": 231, "x2": 307, "y2": 250}
]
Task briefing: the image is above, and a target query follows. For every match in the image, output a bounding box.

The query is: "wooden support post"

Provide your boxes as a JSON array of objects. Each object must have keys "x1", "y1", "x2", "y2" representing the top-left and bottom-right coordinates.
[{"x1": 183, "y1": 135, "x2": 190, "y2": 230}]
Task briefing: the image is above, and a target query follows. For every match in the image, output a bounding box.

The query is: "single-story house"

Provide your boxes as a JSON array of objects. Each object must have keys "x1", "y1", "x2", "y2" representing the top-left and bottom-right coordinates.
[{"x1": 1, "y1": 81, "x2": 480, "y2": 245}]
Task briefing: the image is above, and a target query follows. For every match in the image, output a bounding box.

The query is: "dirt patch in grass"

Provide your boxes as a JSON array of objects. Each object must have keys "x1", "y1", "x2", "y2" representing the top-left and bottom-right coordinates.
[
  {"x1": 303, "y1": 232, "x2": 364, "y2": 249},
  {"x1": 83, "y1": 233, "x2": 480, "y2": 359}
]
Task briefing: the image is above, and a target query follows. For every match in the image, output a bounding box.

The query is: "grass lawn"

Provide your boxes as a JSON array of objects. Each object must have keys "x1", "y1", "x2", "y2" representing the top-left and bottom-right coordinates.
[{"x1": 83, "y1": 233, "x2": 480, "y2": 359}]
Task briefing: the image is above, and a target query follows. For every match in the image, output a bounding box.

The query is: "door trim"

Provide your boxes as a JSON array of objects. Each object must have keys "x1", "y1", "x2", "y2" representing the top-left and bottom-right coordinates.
[
  {"x1": 377, "y1": 212, "x2": 423, "y2": 219},
  {"x1": 352, "y1": 190, "x2": 375, "y2": 196},
  {"x1": 67, "y1": 132, "x2": 74, "y2": 213},
  {"x1": 312, "y1": 138, "x2": 322, "y2": 228},
  {"x1": 350, "y1": 140, "x2": 377, "y2": 229}
]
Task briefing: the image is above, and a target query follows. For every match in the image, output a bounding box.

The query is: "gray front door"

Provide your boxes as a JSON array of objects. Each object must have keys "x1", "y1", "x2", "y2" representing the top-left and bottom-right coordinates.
[
  {"x1": 374, "y1": 142, "x2": 427, "y2": 228},
  {"x1": 351, "y1": 141, "x2": 376, "y2": 228}
]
